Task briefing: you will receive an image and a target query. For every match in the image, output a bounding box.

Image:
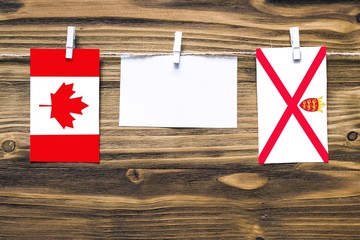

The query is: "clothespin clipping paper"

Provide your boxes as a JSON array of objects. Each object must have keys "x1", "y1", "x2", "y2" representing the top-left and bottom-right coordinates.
[{"x1": 173, "y1": 31, "x2": 182, "y2": 64}]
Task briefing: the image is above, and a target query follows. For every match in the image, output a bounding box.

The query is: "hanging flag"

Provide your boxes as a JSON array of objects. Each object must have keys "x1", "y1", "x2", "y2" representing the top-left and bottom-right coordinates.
[
  {"x1": 256, "y1": 47, "x2": 328, "y2": 164},
  {"x1": 119, "y1": 56, "x2": 237, "y2": 128},
  {"x1": 30, "y1": 49, "x2": 100, "y2": 163}
]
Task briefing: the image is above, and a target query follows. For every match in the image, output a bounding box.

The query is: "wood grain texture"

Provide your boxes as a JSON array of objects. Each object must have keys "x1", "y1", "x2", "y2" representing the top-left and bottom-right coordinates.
[{"x1": 0, "y1": 0, "x2": 359, "y2": 239}]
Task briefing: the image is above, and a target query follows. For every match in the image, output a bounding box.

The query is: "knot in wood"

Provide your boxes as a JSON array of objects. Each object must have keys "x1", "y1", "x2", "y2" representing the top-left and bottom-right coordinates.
[
  {"x1": 2, "y1": 140, "x2": 16, "y2": 153},
  {"x1": 347, "y1": 131, "x2": 358, "y2": 141},
  {"x1": 125, "y1": 169, "x2": 144, "y2": 184},
  {"x1": 255, "y1": 237, "x2": 265, "y2": 240},
  {"x1": 356, "y1": 13, "x2": 360, "y2": 23}
]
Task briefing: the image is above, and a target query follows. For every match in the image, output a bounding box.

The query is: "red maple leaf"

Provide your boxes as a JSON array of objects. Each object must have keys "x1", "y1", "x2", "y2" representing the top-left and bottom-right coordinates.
[{"x1": 39, "y1": 83, "x2": 88, "y2": 129}]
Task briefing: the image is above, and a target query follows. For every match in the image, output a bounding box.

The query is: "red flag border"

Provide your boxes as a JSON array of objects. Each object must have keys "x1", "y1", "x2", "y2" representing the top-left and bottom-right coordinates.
[{"x1": 30, "y1": 135, "x2": 99, "y2": 163}]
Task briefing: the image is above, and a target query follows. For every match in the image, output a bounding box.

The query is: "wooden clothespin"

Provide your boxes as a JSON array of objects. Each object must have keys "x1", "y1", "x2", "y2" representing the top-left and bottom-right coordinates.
[
  {"x1": 290, "y1": 27, "x2": 301, "y2": 61},
  {"x1": 173, "y1": 31, "x2": 182, "y2": 64},
  {"x1": 66, "y1": 26, "x2": 76, "y2": 59}
]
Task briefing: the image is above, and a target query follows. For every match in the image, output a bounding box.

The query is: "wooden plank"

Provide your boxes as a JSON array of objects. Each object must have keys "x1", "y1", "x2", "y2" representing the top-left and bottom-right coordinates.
[
  {"x1": 0, "y1": 0, "x2": 359, "y2": 239},
  {"x1": 0, "y1": 1, "x2": 358, "y2": 54},
  {"x1": 0, "y1": 165, "x2": 359, "y2": 239}
]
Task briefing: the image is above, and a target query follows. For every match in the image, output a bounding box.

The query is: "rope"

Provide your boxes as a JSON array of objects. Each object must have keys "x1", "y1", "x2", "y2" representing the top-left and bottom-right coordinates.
[{"x1": 0, "y1": 51, "x2": 359, "y2": 58}]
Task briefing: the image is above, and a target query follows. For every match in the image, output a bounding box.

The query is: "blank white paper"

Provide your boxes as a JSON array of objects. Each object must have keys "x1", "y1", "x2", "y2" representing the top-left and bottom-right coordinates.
[{"x1": 119, "y1": 55, "x2": 237, "y2": 128}]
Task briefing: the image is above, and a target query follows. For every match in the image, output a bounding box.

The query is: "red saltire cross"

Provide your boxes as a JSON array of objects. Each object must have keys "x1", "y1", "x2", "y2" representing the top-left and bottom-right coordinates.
[{"x1": 256, "y1": 47, "x2": 328, "y2": 164}]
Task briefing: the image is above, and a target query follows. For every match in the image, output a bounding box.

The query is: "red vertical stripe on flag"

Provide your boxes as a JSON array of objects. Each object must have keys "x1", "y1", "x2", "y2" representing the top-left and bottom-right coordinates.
[
  {"x1": 30, "y1": 135, "x2": 99, "y2": 163},
  {"x1": 30, "y1": 49, "x2": 100, "y2": 77}
]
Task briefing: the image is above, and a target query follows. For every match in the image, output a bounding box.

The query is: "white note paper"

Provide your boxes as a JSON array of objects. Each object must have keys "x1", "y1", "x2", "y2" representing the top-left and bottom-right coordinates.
[
  {"x1": 120, "y1": 56, "x2": 237, "y2": 128},
  {"x1": 256, "y1": 47, "x2": 328, "y2": 164}
]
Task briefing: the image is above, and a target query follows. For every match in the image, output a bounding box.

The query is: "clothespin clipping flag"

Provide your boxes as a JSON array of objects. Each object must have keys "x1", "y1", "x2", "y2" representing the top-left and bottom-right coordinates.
[
  {"x1": 30, "y1": 49, "x2": 100, "y2": 162},
  {"x1": 256, "y1": 46, "x2": 328, "y2": 164}
]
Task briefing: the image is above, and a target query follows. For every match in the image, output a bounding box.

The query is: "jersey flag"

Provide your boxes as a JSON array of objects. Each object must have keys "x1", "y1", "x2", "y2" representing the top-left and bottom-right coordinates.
[
  {"x1": 256, "y1": 47, "x2": 328, "y2": 164},
  {"x1": 30, "y1": 49, "x2": 100, "y2": 163}
]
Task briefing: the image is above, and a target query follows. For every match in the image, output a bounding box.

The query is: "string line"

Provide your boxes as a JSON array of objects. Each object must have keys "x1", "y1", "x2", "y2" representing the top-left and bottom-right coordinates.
[{"x1": 0, "y1": 51, "x2": 359, "y2": 58}]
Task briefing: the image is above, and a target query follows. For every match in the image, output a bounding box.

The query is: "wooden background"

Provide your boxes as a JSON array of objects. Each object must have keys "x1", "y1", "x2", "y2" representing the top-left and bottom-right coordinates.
[{"x1": 0, "y1": 0, "x2": 359, "y2": 239}]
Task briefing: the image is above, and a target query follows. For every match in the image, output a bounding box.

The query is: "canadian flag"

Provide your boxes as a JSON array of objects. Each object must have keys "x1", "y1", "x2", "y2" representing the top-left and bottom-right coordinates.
[{"x1": 30, "y1": 49, "x2": 100, "y2": 163}]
